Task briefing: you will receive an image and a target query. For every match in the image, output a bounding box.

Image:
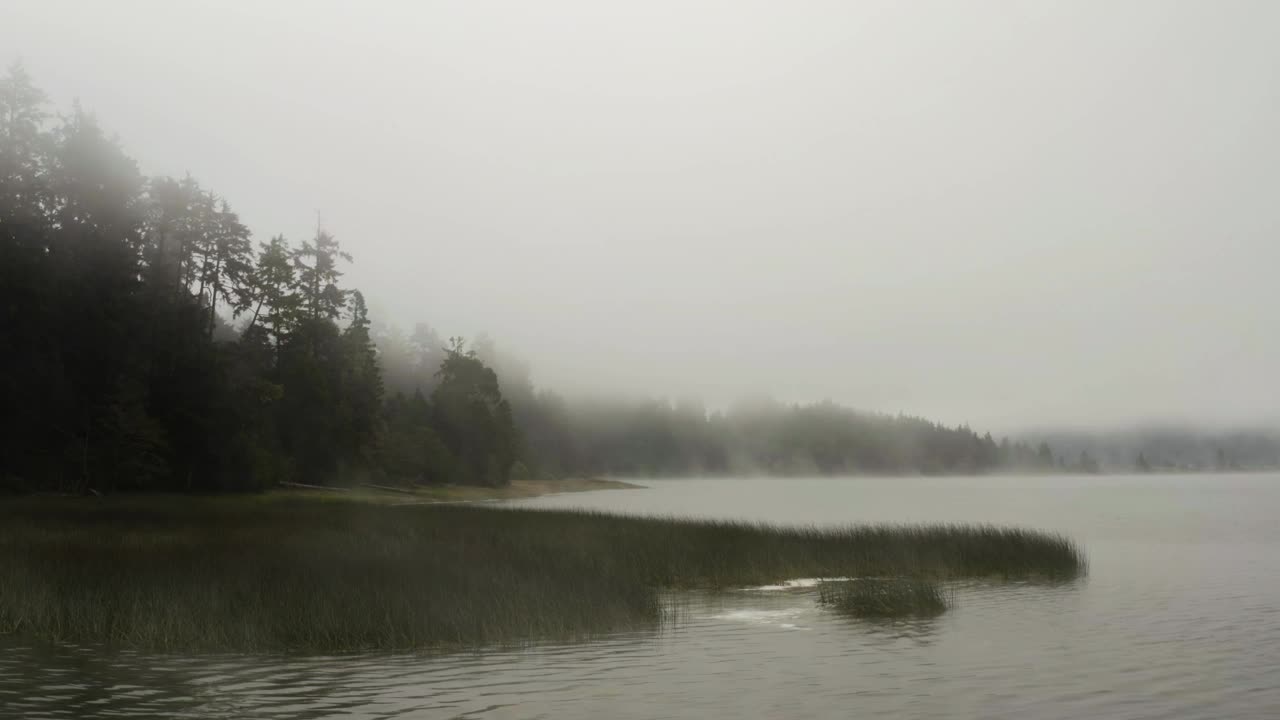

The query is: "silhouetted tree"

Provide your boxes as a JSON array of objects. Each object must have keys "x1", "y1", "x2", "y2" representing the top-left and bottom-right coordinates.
[
  {"x1": 431, "y1": 339, "x2": 517, "y2": 486},
  {"x1": 292, "y1": 228, "x2": 350, "y2": 323}
]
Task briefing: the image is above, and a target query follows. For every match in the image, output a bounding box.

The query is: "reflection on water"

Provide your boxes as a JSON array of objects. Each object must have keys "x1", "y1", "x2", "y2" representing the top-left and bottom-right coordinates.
[
  {"x1": 3, "y1": 474, "x2": 1280, "y2": 719},
  {"x1": 0, "y1": 588, "x2": 959, "y2": 719}
]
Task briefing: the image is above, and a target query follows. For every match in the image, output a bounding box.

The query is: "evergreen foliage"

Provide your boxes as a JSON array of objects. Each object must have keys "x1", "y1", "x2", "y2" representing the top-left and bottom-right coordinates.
[{"x1": 0, "y1": 66, "x2": 512, "y2": 492}]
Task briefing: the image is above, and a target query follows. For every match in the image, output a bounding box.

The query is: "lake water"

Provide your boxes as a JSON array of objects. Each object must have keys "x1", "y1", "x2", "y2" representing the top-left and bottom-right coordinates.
[{"x1": 4, "y1": 474, "x2": 1280, "y2": 719}]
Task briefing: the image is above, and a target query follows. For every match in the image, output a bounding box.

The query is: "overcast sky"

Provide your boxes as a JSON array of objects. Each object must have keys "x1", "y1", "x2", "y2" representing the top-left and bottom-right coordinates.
[{"x1": 4, "y1": 1, "x2": 1278, "y2": 431}]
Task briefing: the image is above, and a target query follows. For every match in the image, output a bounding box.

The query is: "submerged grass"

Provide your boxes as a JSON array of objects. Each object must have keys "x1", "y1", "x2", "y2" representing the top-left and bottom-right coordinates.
[
  {"x1": 817, "y1": 578, "x2": 951, "y2": 618},
  {"x1": 0, "y1": 495, "x2": 1085, "y2": 652}
]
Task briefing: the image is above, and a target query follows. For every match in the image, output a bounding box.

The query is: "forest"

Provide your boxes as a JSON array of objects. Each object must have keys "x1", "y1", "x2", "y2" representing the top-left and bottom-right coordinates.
[
  {"x1": 1023, "y1": 427, "x2": 1280, "y2": 474},
  {"x1": 0, "y1": 64, "x2": 1063, "y2": 494}
]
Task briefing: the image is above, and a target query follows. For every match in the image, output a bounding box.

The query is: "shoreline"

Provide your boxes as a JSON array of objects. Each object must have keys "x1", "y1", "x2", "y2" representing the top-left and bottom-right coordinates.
[{"x1": 278, "y1": 477, "x2": 645, "y2": 505}]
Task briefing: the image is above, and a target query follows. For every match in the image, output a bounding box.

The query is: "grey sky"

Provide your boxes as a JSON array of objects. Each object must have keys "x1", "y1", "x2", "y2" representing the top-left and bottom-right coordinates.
[{"x1": 4, "y1": 1, "x2": 1278, "y2": 431}]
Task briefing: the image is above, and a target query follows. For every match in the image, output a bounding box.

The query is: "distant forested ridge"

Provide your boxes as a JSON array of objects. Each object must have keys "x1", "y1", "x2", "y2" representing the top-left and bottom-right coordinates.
[
  {"x1": 1021, "y1": 428, "x2": 1280, "y2": 474},
  {"x1": 375, "y1": 334, "x2": 1068, "y2": 479},
  {"x1": 1, "y1": 65, "x2": 1058, "y2": 493}
]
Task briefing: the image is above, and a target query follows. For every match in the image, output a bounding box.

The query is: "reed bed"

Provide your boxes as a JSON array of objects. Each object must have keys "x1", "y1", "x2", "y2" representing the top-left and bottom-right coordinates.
[
  {"x1": 0, "y1": 495, "x2": 1085, "y2": 652},
  {"x1": 817, "y1": 578, "x2": 951, "y2": 617}
]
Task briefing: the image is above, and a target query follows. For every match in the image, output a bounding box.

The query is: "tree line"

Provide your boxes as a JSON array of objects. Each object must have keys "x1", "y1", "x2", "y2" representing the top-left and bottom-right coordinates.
[
  {"x1": 375, "y1": 331, "x2": 1066, "y2": 479},
  {"x1": 0, "y1": 64, "x2": 515, "y2": 492},
  {"x1": 1039, "y1": 429, "x2": 1280, "y2": 474},
  {"x1": 1, "y1": 64, "x2": 1061, "y2": 493}
]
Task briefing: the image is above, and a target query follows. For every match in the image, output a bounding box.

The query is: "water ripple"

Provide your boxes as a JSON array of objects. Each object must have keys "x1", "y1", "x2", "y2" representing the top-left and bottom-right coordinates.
[{"x1": 7, "y1": 474, "x2": 1280, "y2": 719}]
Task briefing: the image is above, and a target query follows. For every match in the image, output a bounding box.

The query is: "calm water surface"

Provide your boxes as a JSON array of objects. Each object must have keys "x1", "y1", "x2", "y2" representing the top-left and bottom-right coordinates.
[{"x1": 4, "y1": 474, "x2": 1280, "y2": 719}]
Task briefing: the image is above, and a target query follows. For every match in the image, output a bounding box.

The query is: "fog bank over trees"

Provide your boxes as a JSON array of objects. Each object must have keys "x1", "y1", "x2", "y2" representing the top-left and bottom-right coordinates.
[
  {"x1": 0, "y1": 66, "x2": 516, "y2": 491},
  {"x1": 1019, "y1": 427, "x2": 1280, "y2": 474},
  {"x1": 2, "y1": 67, "x2": 1069, "y2": 492},
  {"x1": 3, "y1": 1, "x2": 1278, "y2": 431}
]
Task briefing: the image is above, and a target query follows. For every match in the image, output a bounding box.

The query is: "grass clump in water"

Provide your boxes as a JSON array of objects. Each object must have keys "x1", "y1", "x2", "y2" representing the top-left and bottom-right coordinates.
[
  {"x1": 0, "y1": 495, "x2": 1085, "y2": 652},
  {"x1": 818, "y1": 578, "x2": 950, "y2": 618}
]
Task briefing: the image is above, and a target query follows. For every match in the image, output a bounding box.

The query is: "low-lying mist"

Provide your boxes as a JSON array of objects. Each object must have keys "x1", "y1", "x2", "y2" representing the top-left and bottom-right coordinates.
[{"x1": 5, "y1": 2, "x2": 1280, "y2": 435}]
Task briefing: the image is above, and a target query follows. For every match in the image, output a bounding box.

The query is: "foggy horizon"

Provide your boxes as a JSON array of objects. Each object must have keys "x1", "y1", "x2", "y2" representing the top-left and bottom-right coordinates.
[{"x1": 6, "y1": 0, "x2": 1278, "y2": 433}]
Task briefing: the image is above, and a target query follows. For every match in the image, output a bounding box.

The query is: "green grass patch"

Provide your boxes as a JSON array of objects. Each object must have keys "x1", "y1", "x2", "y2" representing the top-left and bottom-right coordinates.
[
  {"x1": 0, "y1": 496, "x2": 1085, "y2": 652},
  {"x1": 817, "y1": 578, "x2": 951, "y2": 618}
]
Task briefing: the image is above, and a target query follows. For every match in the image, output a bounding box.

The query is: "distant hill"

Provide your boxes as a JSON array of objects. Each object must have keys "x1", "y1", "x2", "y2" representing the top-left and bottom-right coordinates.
[{"x1": 1016, "y1": 426, "x2": 1280, "y2": 473}]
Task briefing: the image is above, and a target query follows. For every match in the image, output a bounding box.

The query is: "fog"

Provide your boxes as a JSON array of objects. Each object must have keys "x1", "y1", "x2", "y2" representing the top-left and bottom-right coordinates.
[{"x1": 5, "y1": 0, "x2": 1278, "y2": 432}]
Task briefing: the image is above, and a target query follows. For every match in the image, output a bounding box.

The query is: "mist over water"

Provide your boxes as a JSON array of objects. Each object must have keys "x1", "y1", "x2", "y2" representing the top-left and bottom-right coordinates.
[{"x1": 4, "y1": 0, "x2": 1279, "y2": 431}]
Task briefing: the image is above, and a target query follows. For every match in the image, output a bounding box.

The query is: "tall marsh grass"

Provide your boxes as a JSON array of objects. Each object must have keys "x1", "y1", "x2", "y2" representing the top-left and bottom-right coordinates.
[
  {"x1": 818, "y1": 578, "x2": 951, "y2": 617},
  {"x1": 0, "y1": 496, "x2": 1085, "y2": 652}
]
